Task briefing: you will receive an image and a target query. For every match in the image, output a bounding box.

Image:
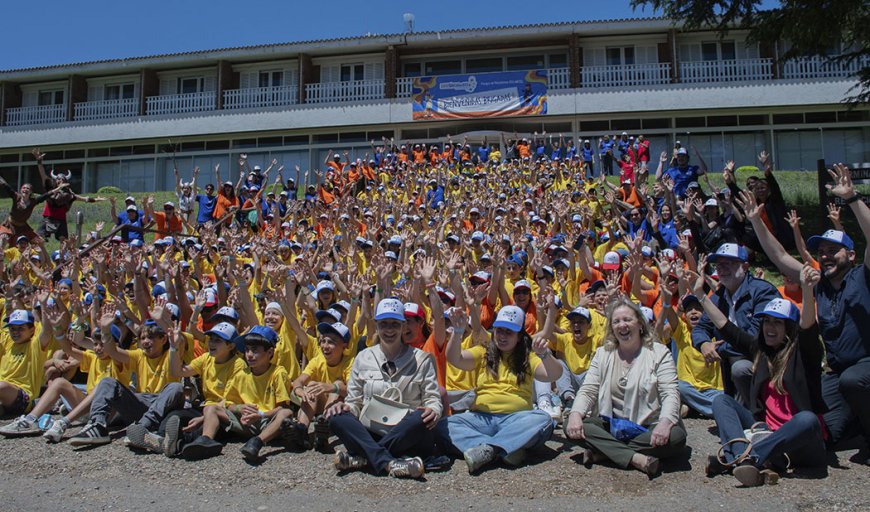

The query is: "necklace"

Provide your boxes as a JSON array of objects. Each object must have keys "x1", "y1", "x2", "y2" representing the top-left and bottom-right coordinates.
[{"x1": 618, "y1": 358, "x2": 633, "y2": 387}]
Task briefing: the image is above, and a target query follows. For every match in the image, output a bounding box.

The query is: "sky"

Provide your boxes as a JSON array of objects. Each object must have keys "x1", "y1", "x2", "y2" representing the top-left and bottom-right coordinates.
[{"x1": 0, "y1": 0, "x2": 665, "y2": 70}]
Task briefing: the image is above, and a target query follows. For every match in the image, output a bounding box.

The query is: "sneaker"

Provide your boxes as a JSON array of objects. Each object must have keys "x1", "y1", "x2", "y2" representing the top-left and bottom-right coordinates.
[
  {"x1": 68, "y1": 422, "x2": 110, "y2": 447},
  {"x1": 680, "y1": 404, "x2": 689, "y2": 418},
  {"x1": 0, "y1": 415, "x2": 40, "y2": 437},
  {"x1": 313, "y1": 415, "x2": 331, "y2": 451},
  {"x1": 126, "y1": 423, "x2": 164, "y2": 453},
  {"x1": 502, "y1": 448, "x2": 526, "y2": 467},
  {"x1": 280, "y1": 418, "x2": 309, "y2": 450},
  {"x1": 180, "y1": 435, "x2": 224, "y2": 460},
  {"x1": 162, "y1": 415, "x2": 182, "y2": 457},
  {"x1": 388, "y1": 457, "x2": 425, "y2": 479},
  {"x1": 240, "y1": 436, "x2": 264, "y2": 462},
  {"x1": 333, "y1": 450, "x2": 368, "y2": 471},
  {"x1": 43, "y1": 418, "x2": 70, "y2": 443},
  {"x1": 463, "y1": 444, "x2": 497, "y2": 474}
]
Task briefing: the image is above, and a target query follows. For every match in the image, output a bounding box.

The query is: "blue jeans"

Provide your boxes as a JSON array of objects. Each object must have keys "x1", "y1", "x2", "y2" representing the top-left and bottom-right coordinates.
[
  {"x1": 678, "y1": 380, "x2": 722, "y2": 417},
  {"x1": 711, "y1": 394, "x2": 826, "y2": 468},
  {"x1": 436, "y1": 409, "x2": 554, "y2": 458},
  {"x1": 821, "y1": 358, "x2": 870, "y2": 446},
  {"x1": 329, "y1": 410, "x2": 433, "y2": 474}
]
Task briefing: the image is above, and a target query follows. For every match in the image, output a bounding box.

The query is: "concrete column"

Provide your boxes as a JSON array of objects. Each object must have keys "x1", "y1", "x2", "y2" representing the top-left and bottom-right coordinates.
[
  {"x1": 139, "y1": 69, "x2": 158, "y2": 115},
  {"x1": 298, "y1": 53, "x2": 313, "y2": 104},
  {"x1": 68, "y1": 75, "x2": 87, "y2": 121},
  {"x1": 667, "y1": 29, "x2": 680, "y2": 83},
  {"x1": 385, "y1": 46, "x2": 398, "y2": 98},
  {"x1": 569, "y1": 35, "x2": 581, "y2": 88},
  {"x1": 216, "y1": 60, "x2": 237, "y2": 109}
]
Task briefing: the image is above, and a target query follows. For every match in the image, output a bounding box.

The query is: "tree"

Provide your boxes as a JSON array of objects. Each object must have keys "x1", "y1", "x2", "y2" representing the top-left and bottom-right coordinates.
[{"x1": 631, "y1": 0, "x2": 870, "y2": 104}]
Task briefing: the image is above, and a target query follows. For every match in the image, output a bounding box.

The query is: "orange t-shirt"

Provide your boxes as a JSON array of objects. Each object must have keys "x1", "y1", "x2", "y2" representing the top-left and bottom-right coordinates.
[
  {"x1": 154, "y1": 211, "x2": 183, "y2": 240},
  {"x1": 213, "y1": 191, "x2": 239, "y2": 220}
]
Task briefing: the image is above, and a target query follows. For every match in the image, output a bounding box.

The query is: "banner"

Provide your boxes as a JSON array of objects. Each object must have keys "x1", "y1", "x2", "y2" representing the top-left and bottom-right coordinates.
[{"x1": 411, "y1": 70, "x2": 547, "y2": 121}]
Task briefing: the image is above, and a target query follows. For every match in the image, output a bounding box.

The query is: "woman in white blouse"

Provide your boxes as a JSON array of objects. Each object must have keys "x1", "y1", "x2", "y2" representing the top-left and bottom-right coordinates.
[{"x1": 565, "y1": 297, "x2": 685, "y2": 477}]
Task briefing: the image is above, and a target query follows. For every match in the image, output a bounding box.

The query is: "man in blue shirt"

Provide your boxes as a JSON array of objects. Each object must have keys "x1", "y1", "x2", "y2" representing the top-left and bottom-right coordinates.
[
  {"x1": 425, "y1": 179, "x2": 445, "y2": 209},
  {"x1": 598, "y1": 135, "x2": 616, "y2": 176},
  {"x1": 659, "y1": 147, "x2": 708, "y2": 198},
  {"x1": 691, "y1": 243, "x2": 779, "y2": 407},
  {"x1": 741, "y1": 165, "x2": 870, "y2": 460},
  {"x1": 112, "y1": 196, "x2": 144, "y2": 224},
  {"x1": 581, "y1": 140, "x2": 596, "y2": 178},
  {"x1": 195, "y1": 183, "x2": 217, "y2": 227}
]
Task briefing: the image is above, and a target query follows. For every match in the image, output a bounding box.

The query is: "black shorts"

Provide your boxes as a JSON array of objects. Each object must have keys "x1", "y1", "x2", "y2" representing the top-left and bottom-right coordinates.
[
  {"x1": 7, "y1": 388, "x2": 31, "y2": 416},
  {"x1": 39, "y1": 217, "x2": 69, "y2": 240}
]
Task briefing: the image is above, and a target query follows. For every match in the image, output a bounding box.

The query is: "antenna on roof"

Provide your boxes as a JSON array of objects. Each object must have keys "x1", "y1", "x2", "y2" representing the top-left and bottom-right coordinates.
[{"x1": 403, "y1": 13, "x2": 415, "y2": 33}]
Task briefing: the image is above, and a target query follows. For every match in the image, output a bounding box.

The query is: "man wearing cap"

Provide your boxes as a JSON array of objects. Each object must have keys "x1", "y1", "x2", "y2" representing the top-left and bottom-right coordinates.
[
  {"x1": 691, "y1": 243, "x2": 779, "y2": 407},
  {"x1": 742, "y1": 165, "x2": 870, "y2": 457},
  {"x1": 145, "y1": 195, "x2": 184, "y2": 241},
  {"x1": 657, "y1": 145, "x2": 708, "y2": 198},
  {"x1": 110, "y1": 196, "x2": 147, "y2": 243},
  {"x1": 0, "y1": 309, "x2": 52, "y2": 418}
]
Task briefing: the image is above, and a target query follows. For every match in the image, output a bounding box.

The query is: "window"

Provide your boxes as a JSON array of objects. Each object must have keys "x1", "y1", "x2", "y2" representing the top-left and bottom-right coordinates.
[
  {"x1": 38, "y1": 90, "x2": 64, "y2": 106},
  {"x1": 548, "y1": 54, "x2": 568, "y2": 68},
  {"x1": 702, "y1": 41, "x2": 736, "y2": 61},
  {"x1": 259, "y1": 71, "x2": 284, "y2": 88},
  {"x1": 105, "y1": 83, "x2": 135, "y2": 100},
  {"x1": 507, "y1": 55, "x2": 545, "y2": 71},
  {"x1": 425, "y1": 60, "x2": 462, "y2": 76},
  {"x1": 340, "y1": 64, "x2": 364, "y2": 82},
  {"x1": 466, "y1": 57, "x2": 503, "y2": 73},
  {"x1": 178, "y1": 77, "x2": 204, "y2": 94},
  {"x1": 606, "y1": 47, "x2": 635, "y2": 66},
  {"x1": 403, "y1": 63, "x2": 422, "y2": 77}
]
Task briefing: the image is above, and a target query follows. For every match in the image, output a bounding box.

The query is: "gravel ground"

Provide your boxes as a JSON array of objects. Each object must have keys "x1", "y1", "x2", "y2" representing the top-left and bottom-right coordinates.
[{"x1": 0, "y1": 416, "x2": 867, "y2": 512}]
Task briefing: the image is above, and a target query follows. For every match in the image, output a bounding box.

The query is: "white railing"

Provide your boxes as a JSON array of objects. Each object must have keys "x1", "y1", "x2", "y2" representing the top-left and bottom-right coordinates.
[
  {"x1": 305, "y1": 80, "x2": 384, "y2": 104},
  {"x1": 547, "y1": 67, "x2": 571, "y2": 90},
  {"x1": 146, "y1": 91, "x2": 216, "y2": 116},
  {"x1": 6, "y1": 104, "x2": 67, "y2": 126},
  {"x1": 223, "y1": 85, "x2": 299, "y2": 109},
  {"x1": 74, "y1": 98, "x2": 139, "y2": 121},
  {"x1": 680, "y1": 58, "x2": 772, "y2": 83},
  {"x1": 396, "y1": 77, "x2": 414, "y2": 98},
  {"x1": 581, "y1": 63, "x2": 671, "y2": 88},
  {"x1": 782, "y1": 55, "x2": 870, "y2": 80}
]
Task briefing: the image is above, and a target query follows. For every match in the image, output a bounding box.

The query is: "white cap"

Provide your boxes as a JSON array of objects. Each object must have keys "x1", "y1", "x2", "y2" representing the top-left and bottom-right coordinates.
[
  {"x1": 492, "y1": 305, "x2": 525, "y2": 333},
  {"x1": 374, "y1": 298, "x2": 406, "y2": 322}
]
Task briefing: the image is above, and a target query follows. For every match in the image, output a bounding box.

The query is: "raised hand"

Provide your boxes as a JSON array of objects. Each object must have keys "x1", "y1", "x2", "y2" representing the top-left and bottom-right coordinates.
[
  {"x1": 826, "y1": 164, "x2": 856, "y2": 200},
  {"x1": 800, "y1": 263, "x2": 821, "y2": 289},
  {"x1": 785, "y1": 210, "x2": 800, "y2": 230}
]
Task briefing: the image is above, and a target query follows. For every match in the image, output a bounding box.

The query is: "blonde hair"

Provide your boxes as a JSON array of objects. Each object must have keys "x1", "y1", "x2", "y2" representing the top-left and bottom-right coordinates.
[{"x1": 602, "y1": 297, "x2": 657, "y2": 351}]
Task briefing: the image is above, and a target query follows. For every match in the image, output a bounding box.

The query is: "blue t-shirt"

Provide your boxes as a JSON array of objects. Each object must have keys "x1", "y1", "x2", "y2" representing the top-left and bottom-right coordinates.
[
  {"x1": 582, "y1": 147, "x2": 595, "y2": 161},
  {"x1": 599, "y1": 140, "x2": 615, "y2": 156},
  {"x1": 816, "y1": 265, "x2": 870, "y2": 373},
  {"x1": 195, "y1": 194, "x2": 217, "y2": 224},
  {"x1": 478, "y1": 146, "x2": 490, "y2": 163},
  {"x1": 665, "y1": 165, "x2": 702, "y2": 198},
  {"x1": 116, "y1": 209, "x2": 144, "y2": 225}
]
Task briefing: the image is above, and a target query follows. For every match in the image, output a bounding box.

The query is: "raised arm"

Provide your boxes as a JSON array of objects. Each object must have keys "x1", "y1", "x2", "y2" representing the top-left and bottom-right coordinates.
[
  {"x1": 827, "y1": 164, "x2": 870, "y2": 268},
  {"x1": 734, "y1": 190, "x2": 802, "y2": 281}
]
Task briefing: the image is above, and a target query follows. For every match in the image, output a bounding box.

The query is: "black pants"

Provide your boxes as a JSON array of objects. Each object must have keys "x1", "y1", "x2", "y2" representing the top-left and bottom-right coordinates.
[
  {"x1": 329, "y1": 410, "x2": 434, "y2": 474},
  {"x1": 822, "y1": 357, "x2": 870, "y2": 446}
]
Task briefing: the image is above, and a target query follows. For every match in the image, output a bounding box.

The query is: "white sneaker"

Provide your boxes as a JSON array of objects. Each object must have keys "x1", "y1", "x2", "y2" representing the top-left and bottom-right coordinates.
[
  {"x1": 43, "y1": 419, "x2": 69, "y2": 443},
  {"x1": 538, "y1": 401, "x2": 562, "y2": 421},
  {"x1": 0, "y1": 416, "x2": 40, "y2": 437}
]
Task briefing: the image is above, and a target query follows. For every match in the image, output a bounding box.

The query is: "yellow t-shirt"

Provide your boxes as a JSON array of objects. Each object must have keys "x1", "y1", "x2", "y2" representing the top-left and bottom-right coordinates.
[
  {"x1": 0, "y1": 324, "x2": 47, "y2": 399},
  {"x1": 445, "y1": 334, "x2": 478, "y2": 392},
  {"x1": 79, "y1": 350, "x2": 128, "y2": 393},
  {"x1": 125, "y1": 348, "x2": 179, "y2": 394},
  {"x1": 224, "y1": 364, "x2": 292, "y2": 411},
  {"x1": 467, "y1": 345, "x2": 542, "y2": 414},
  {"x1": 550, "y1": 327, "x2": 602, "y2": 376},
  {"x1": 672, "y1": 320, "x2": 723, "y2": 391},
  {"x1": 302, "y1": 354, "x2": 353, "y2": 384},
  {"x1": 272, "y1": 321, "x2": 301, "y2": 381},
  {"x1": 189, "y1": 352, "x2": 247, "y2": 405}
]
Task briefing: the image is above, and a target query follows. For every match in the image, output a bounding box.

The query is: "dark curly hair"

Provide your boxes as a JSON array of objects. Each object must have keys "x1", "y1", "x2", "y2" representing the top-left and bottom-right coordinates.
[{"x1": 485, "y1": 329, "x2": 533, "y2": 385}]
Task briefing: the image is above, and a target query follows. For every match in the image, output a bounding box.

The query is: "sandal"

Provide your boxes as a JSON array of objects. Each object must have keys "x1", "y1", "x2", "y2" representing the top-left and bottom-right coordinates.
[{"x1": 640, "y1": 455, "x2": 660, "y2": 477}]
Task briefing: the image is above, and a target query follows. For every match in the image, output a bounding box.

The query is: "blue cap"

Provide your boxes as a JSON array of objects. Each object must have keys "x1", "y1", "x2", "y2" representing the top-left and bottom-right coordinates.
[
  {"x1": 566, "y1": 306, "x2": 592, "y2": 322},
  {"x1": 708, "y1": 243, "x2": 749, "y2": 263},
  {"x1": 242, "y1": 325, "x2": 278, "y2": 348},
  {"x1": 755, "y1": 298, "x2": 800, "y2": 323},
  {"x1": 374, "y1": 298, "x2": 406, "y2": 322},
  {"x1": 206, "y1": 322, "x2": 238, "y2": 342},
  {"x1": 806, "y1": 229, "x2": 854, "y2": 251},
  {"x1": 315, "y1": 308, "x2": 342, "y2": 323},
  {"x1": 317, "y1": 321, "x2": 350, "y2": 343},
  {"x1": 5, "y1": 309, "x2": 35, "y2": 326},
  {"x1": 492, "y1": 305, "x2": 525, "y2": 333}
]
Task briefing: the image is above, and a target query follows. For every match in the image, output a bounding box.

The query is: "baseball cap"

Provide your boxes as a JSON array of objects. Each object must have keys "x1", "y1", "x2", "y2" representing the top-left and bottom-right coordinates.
[
  {"x1": 210, "y1": 306, "x2": 239, "y2": 323},
  {"x1": 314, "y1": 280, "x2": 335, "y2": 297},
  {"x1": 755, "y1": 297, "x2": 800, "y2": 323},
  {"x1": 126, "y1": 205, "x2": 137, "y2": 212},
  {"x1": 566, "y1": 306, "x2": 592, "y2": 322},
  {"x1": 436, "y1": 287, "x2": 457, "y2": 304},
  {"x1": 806, "y1": 229, "x2": 854, "y2": 251},
  {"x1": 315, "y1": 308, "x2": 342, "y2": 323},
  {"x1": 492, "y1": 305, "x2": 526, "y2": 333},
  {"x1": 470, "y1": 271, "x2": 492, "y2": 284},
  {"x1": 513, "y1": 280, "x2": 532, "y2": 292},
  {"x1": 317, "y1": 321, "x2": 350, "y2": 343},
  {"x1": 203, "y1": 288, "x2": 218, "y2": 307},
  {"x1": 677, "y1": 148, "x2": 688, "y2": 155},
  {"x1": 471, "y1": 231, "x2": 485, "y2": 241},
  {"x1": 681, "y1": 294, "x2": 703, "y2": 310},
  {"x1": 403, "y1": 303, "x2": 426, "y2": 320},
  {"x1": 704, "y1": 198, "x2": 719, "y2": 208},
  {"x1": 384, "y1": 251, "x2": 398, "y2": 261},
  {"x1": 375, "y1": 298, "x2": 406, "y2": 322},
  {"x1": 640, "y1": 306, "x2": 655, "y2": 323},
  {"x1": 5, "y1": 309, "x2": 35, "y2": 326},
  {"x1": 601, "y1": 251, "x2": 622, "y2": 271},
  {"x1": 329, "y1": 300, "x2": 351, "y2": 314},
  {"x1": 206, "y1": 322, "x2": 238, "y2": 342},
  {"x1": 241, "y1": 325, "x2": 279, "y2": 348},
  {"x1": 707, "y1": 243, "x2": 749, "y2": 263}
]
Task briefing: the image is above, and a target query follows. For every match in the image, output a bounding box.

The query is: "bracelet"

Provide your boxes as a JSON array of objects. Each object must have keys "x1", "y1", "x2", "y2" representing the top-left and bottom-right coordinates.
[
  {"x1": 425, "y1": 282, "x2": 436, "y2": 289},
  {"x1": 845, "y1": 194, "x2": 861, "y2": 205},
  {"x1": 333, "y1": 383, "x2": 340, "y2": 394},
  {"x1": 453, "y1": 327, "x2": 466, "y2": 335},
  {"x1": 539, "y1": 350, "x2": 552, "y2": 360}
]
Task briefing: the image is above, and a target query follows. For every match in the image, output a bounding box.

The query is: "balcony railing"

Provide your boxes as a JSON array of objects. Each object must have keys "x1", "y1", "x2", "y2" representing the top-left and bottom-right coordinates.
[
  {"x1": 223, "y1": 85, "x2": 299, "y2": 109},
  {"x1": 581, "y1": 63, "x2": 672, "y2": 88},
  {"x1": 305, "y1": 80, "x2": 384, "y2": 104},
  {"x1": 782, "y1": 55, "x2": 870, "y2": 80},
  {"x1": 680, "y1": 58, "x2": 772, "y2": 83},
  {"x1": 74, "y1": 98, "x2": 139, "y2": 121},
  {"x1": 396, "y1": 77, "x2": 414, "y2": 98},
  {"x1": 146, "y1": 91, "x2": 216, "y2": 116},
  {"x1": 6, "y1": 104, "x2": 67, "y2": 126},
  {"x1": 547, "y1": 67, "x2": 571, "y2": 90}
]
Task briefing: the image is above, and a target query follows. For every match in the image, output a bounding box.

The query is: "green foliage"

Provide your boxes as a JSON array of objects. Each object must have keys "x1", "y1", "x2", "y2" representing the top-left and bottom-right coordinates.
[
  {"x1": 630, "y1": 0, "x2": 870, "y2": 103},
  {"x1": 98, "y1": 186, "x2": 123, "y2": 194}
]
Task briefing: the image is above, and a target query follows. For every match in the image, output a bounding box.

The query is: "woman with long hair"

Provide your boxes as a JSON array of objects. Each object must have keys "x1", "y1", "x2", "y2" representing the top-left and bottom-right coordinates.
[
  {"x1": 565, "y1": 297, "x2": 685, "y2": 477},
  {"x1": 706, "y1": 264, "x2": 827, "y2": 487}
]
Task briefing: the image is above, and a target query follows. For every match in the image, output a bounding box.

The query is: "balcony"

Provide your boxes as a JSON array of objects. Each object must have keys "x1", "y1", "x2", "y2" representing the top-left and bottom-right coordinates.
[
  {"x1": 6, "y1": 104, "x2": 67, "y2": 126},
  {"x1": 680, "y1": 58, "x2": 772, "y2": 83},
  {"x1": 74, "y1": 98, "x2": 139, "y2": 121},
  {"x1": 396, "y1": 68, "x2": 571, "y2": 99},
  {"x1": 581, "y1": 63, "x2": 671, "y2": 88},
  {"x1": 223, "y1": 85, "x2": 299, "y2": 110},
  {"x1": 304, "y1": 80, "x2": 384, "y2": 104},
  {"x1": 145, "y1": 91, "x2": 216, "y2": 116},
  {"x1": 783, "y1": 55, "x2": 870, "y2": 80}
]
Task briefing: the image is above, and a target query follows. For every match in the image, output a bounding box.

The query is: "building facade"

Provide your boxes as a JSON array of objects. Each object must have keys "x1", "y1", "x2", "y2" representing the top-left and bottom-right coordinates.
[{"x1": 0, "y1": 16, "x2": 867, "y2": 192}]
